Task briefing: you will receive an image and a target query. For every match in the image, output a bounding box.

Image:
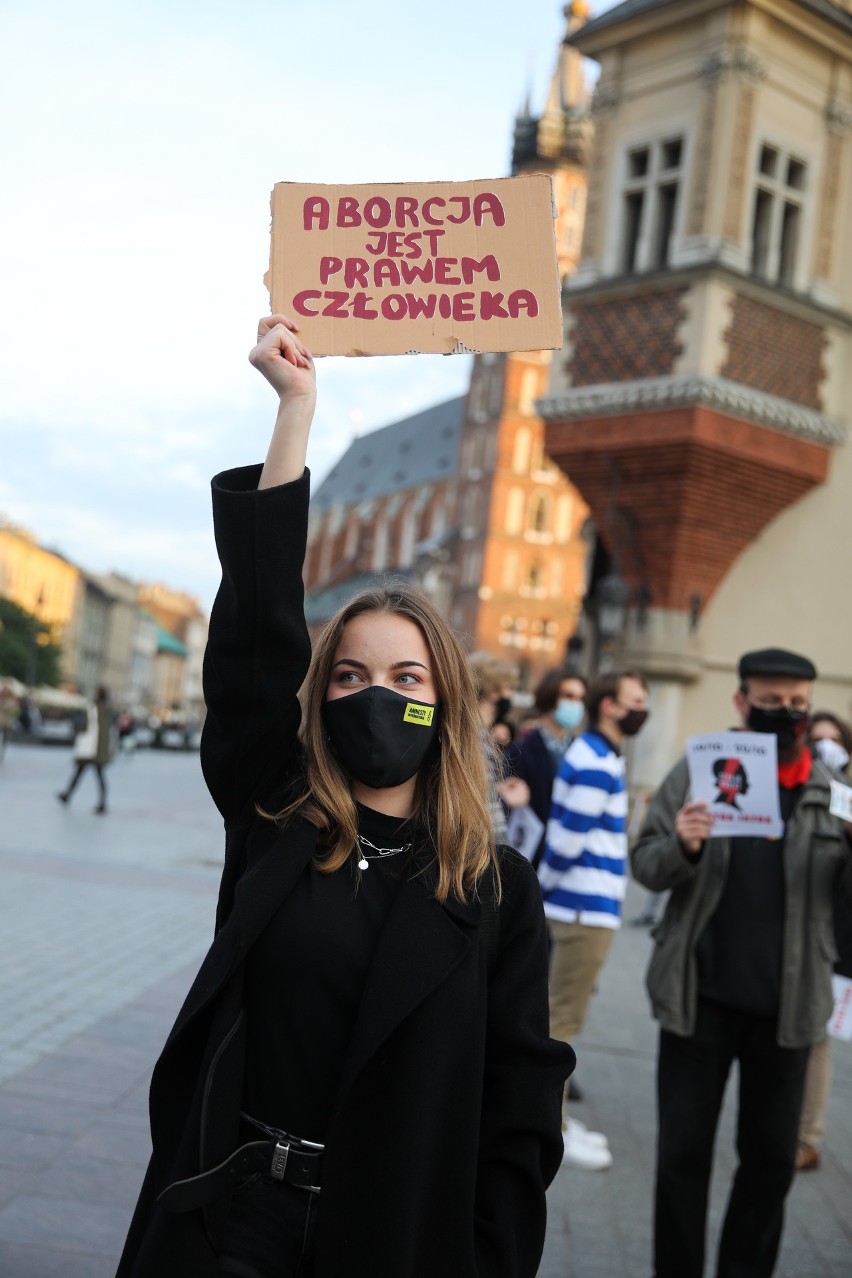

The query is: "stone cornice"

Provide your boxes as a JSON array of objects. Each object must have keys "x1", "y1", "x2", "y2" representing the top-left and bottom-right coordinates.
[
  {"x1": 827, "y1": 98, "x2": 852, "y2": 136},
  {"x1": 537, "y1": 374, "x2": 846, "y2": 446},
  {"x1": 699, "y1": 47, "x2": 768, "y2": 86}
]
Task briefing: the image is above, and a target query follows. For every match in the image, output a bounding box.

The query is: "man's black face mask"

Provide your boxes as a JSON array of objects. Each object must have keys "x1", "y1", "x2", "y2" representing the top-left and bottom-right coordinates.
[
  {"x1": 746, "y1": 704, "x2": 809, "y2": 751},
  {"x1": 322, "y1": 685, "x2": 440, "y2": 789}
]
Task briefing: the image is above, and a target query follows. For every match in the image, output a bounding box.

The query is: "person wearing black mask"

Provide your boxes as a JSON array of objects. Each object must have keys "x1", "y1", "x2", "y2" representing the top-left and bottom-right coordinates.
[
  {"x1": 116, "y1": 316, "x2": 572, "y2": 1278},
  {"x1": 632, "y1": 648, "x2": 852, "y2": 1278}
]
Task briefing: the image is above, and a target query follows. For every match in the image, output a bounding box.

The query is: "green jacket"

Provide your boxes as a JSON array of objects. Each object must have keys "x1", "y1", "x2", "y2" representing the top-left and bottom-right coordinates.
[{"x1": 631, "y1": 756, "x2": 852, "y2": 1048}]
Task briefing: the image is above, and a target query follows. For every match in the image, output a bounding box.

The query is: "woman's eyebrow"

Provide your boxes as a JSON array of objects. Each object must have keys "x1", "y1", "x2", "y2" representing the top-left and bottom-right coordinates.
[{"x1": 331, "y1": 658, "x2": 428, "y2": 670}]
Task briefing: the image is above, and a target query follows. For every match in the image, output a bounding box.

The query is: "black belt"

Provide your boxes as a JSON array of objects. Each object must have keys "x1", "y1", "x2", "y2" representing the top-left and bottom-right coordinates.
[{"x1": 157, "y1": 1137, "x2": 324, "y2": 1213}]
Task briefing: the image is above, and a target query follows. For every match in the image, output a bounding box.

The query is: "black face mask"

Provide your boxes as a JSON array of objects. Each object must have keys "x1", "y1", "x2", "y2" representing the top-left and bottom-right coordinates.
[
  {"x1": 321, "y1": 685, "x2": 440, "y2": 790},
  {"x1": 495, "y1": 696, "x2": 512, "y2": 723},
  {"x1": 618, "y1": 708, "x2": 649, "y2": 737},
  {"x1": 746, "y1": 704, "x2": 809, "y2": 750}
]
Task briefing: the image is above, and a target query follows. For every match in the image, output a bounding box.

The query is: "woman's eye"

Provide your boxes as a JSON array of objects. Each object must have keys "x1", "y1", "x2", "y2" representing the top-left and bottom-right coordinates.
[
  {"x1": 397, "y1": 673, "x2": 418, "y2": 685},
  {"x1": 338, "y1": 671, "x2": 360, "y2": 683}
]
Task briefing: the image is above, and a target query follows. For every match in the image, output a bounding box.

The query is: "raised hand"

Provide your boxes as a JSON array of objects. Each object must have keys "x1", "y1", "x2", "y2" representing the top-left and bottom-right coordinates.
[
  {"x1": 250, "y1": 314, "x2": 316, "y2": 401},
  {"x1": 252, "y1": 316, "x2": 317, "y2": 490}
]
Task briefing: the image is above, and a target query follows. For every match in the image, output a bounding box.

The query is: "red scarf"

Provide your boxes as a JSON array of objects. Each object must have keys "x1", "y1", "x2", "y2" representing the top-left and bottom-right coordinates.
[{"x1": 777, "y1": 746, "x2": 812, "y2": 789}]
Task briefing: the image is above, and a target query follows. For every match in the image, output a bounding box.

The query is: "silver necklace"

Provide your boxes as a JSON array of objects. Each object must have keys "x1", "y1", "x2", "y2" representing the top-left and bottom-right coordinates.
[{"x1": 356, "y1": 834, "x2": 412, "y2": 870}]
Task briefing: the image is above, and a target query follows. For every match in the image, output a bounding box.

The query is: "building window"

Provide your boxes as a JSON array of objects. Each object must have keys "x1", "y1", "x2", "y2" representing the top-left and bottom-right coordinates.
[
  {"x1": 462, "y1": 486, "x2": 482, "y2": 538},
  {"x1": 372, "y1": 516, "x2": 389, "y2": 572},
  {"x1": 621, "y1": 136, "x2": 684, "y2": 273},
  {"x1": 512, "y1": 427, "x2": 532, "y2": 474},
  {"x1": 750, "y1": 144, "x2": 807, "y2": 288},
  {"x1": 505, "y1": 487, "x2": 525, "y2": 535},
  {"x1": 555, "y1": 496, "x2": 573, "y2": 544},
  {"x1": 518, "y1": 368, "x2": 539, "y2": 417},
  {"x1": 530, "y1": 494, "x2": 550, "y2": 535},
  {"x1": 398, "y1": 505, "x2": 418, "y2": 568},
  {"x1": 344, "y1": 514, "x2": 359, "y2": 559},
  {"x1": 502, "y1": 551, "x2": 519, "y2": 591}
]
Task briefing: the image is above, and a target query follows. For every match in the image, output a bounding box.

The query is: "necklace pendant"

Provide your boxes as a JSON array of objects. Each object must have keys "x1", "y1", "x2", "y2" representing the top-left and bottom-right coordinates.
[{"x1": 357, "y1": 856, "x2": 369, "y2": 870}]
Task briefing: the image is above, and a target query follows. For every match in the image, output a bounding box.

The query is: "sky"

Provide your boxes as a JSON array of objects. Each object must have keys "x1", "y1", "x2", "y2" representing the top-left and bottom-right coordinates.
[{"x1": 1, "y1": 0, "x2": 604, "y2": 613}]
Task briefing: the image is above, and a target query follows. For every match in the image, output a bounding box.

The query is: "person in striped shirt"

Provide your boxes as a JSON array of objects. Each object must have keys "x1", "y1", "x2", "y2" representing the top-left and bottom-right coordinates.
[{"x1": 539, "y1": 669, "x2": 649, "y2": 1169}]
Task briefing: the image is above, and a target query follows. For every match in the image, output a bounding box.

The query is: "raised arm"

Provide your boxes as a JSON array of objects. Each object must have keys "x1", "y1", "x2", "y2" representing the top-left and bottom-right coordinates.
[
  {"x1": 250, "y1": 315, "x2": 316, "y2": 488},
  {"x1": 200, "y1": 317, "x2": 317, "y2": 823}
]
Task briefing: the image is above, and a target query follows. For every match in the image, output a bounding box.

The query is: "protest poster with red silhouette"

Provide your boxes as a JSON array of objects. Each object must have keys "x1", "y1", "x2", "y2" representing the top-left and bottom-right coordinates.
[{"x1": 685, "y1": 732, "x2": 784, "y2": 838}]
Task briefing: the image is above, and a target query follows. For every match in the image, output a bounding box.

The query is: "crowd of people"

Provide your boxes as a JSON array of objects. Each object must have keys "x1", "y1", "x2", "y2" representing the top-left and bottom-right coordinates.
[{"x1": 105, "y1": 316, "x2": 852, "y2": 1278}]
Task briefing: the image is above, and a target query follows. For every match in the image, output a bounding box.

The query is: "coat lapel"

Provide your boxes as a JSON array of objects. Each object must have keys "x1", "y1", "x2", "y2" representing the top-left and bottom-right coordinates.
[
  {"x1": 334, "y1": 866, "x2": 481, "y2": 1107},
  {"x1": 163, "y1": 817, "x2": 317, "y2": 1046}
]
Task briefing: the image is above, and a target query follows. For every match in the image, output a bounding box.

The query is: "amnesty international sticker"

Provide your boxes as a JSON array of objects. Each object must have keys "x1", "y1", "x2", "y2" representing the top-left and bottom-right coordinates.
[{"x1": 403, "y1": 703, "x2": 434, "y2": 726}]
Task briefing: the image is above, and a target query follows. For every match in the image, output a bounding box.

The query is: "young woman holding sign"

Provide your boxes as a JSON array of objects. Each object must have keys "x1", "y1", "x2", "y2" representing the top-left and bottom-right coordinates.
[{"x1": 116, "y1": 315, "x2": 573, "y2": 1278}]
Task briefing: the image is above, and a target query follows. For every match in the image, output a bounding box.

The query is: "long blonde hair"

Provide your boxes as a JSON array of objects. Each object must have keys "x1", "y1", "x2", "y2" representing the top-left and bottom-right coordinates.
[{"x1": 266, "y1": 581, "x2": 498, "y2": 903}]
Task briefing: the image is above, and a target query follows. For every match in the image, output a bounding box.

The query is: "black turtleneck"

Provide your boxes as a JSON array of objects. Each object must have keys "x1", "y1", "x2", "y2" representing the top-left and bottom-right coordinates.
[{"x1": 242, "y1": 804, "x2": 418, "y2": 1142}]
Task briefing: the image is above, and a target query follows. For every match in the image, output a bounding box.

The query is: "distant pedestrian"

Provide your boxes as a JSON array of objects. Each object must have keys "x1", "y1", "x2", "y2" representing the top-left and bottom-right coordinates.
[
  {"x1": 0, "y1": 684, "x2": 19, "y2": 762},
  {"x1": 795, "y1": 711, "x2": 852, "y2": 1173},
  {"x1": 57, "y1": 685, "x2": 112, "y2": 813},
  {"x1": 505, "y1": 667, "x2": 588, "y2": 870},
  {"x1": 538, "y1": 669, "x2": 650, "y2": 1169},
  {"x1": 632, "y1": 648, "x2": 852, "y2": 1278}
]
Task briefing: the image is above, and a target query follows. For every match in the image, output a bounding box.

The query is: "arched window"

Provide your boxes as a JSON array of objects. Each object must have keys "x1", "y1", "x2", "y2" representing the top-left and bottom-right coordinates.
[
  {"x1": 512, "y1": 427, "x2": 532, "y2": 474},
  {"x1": 372, "y1": 514, "x2": 389, "y2": 571},
  {"x1": 502, "y1": 551, "x2": 519, "y2": 591},
  {"x1": 555, "y1": 495, "x2": 573, "y2": 544},
  {"x1": 505, "y1": 487, "x2": 525, "y2": 535},
  {"x1": 518, "y1": 367, "x2": 539, "y2": 416},
  {"x1": 398, "y1": 505, "x2": 418, "y2": 568},
  {"x1": 462, "y1": 486, "x2": 483, "y2": 536},
  {"x1": 529, "y1": 493, "x2": 550, "y2": 535}
]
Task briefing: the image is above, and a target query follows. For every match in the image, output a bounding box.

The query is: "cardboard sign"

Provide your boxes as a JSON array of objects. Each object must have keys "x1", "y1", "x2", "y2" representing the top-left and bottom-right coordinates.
[
  {"x1": 685, "y1": 732, "x2": 784, "y2": 839},
  {"x1": 266, "y1": 176, "x2": 562, "y2": 356}
]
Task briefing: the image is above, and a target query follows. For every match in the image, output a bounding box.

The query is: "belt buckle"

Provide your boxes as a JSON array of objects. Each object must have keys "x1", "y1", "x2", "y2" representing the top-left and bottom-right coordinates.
[{"x1": 270, "y1": 1140, "x2": 290, "y2": 1181}]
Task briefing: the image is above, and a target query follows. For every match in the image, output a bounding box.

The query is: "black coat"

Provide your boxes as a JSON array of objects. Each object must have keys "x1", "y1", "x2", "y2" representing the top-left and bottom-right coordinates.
[{"x1": 116, "y1": 465, "x2": 574, "y2": 1278}]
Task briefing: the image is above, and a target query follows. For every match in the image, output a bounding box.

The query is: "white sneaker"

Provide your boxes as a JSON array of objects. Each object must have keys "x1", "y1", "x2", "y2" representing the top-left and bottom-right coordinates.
[
  {"x1": 562, "y1": 1124, "x2": 613, "y2": 1171},
  {"x1": 567, "y1": 1117, "x2": 609, "y2": 1149}
]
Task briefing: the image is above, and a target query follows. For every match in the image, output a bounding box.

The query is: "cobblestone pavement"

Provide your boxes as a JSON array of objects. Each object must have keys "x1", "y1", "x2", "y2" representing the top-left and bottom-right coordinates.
[{"x1": 0, "y1": 742, "x2": 850, "y2": 1276}]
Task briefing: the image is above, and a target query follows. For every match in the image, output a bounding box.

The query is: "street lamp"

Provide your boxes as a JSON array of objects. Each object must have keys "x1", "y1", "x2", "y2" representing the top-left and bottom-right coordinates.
[{"x1": 594, "y1": 572, "x2": 630, "y2": 645}]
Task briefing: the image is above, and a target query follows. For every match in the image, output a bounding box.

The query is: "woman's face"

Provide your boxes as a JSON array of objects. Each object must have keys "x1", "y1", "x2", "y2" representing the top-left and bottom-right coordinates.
[
  {"x1": 326, "y1": 612, "x2": 437, "y2": 704},
  {"x1": 809, "y1": 720, "x2": 842, "y2": 746}
]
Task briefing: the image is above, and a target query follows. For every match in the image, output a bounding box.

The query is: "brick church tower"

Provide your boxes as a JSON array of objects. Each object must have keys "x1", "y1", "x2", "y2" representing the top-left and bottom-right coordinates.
[
  {"x1": 538, "y1": 0, "x2": 852, "y2": 780},
  {"x1": 449, "y1": 1, "x2": 594, "y2": 680}
]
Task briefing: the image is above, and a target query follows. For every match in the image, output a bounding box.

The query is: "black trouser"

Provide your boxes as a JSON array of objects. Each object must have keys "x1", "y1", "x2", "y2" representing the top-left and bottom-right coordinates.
[
  {"x1": 654, "y1": 999, "x2": 809, "y2": 1278},
  {"x1": 216, "y1": 1173, "x2": 319, "y2": 1277},
  {"x1": 63, "y1": 760, "x2": 107, "y2": 808}
]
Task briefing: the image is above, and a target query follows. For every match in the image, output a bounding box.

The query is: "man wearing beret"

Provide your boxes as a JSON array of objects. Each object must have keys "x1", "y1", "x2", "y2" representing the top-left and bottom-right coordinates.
[{"x1": 632, "y1": 649, "x2": 852, "y2": 1278}]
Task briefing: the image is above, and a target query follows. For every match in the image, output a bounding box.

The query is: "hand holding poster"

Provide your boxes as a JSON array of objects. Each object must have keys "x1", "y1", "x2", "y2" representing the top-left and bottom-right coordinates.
[
  {"x1": 265, "y1": 176, "x2": 562, "y2": 356},
  {"x1": 685, "y1": 732, "x2": 784, "y2": 839}
]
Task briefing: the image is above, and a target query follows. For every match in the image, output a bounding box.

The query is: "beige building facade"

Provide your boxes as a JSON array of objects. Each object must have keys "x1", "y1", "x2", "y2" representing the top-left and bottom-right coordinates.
[{"x1": 539, "y1": 0, "x2": 852, "y2": 784}]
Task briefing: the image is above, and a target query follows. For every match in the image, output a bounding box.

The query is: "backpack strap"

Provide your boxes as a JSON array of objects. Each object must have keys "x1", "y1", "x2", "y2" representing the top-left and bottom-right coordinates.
[{"x1": 479, "y1": 865, "x2": 501, "y2": 975}]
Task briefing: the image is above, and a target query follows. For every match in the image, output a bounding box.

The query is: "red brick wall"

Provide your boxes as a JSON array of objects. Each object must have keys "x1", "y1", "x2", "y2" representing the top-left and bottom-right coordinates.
[
  {"x1": 544, "y1": 405, "x2": 830, "y2": 611},
  {"x1": 722, "y1": 295, "x2": 827, "y2": 410},
  {"x1": 569, "y1": 287, "x2": 688, "y2": 385}
]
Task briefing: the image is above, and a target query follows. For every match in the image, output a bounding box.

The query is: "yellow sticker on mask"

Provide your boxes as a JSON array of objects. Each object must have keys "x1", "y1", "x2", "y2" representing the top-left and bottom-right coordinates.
[{"x1": 403, "y1": 702, "x2": 434, "y2": 726}]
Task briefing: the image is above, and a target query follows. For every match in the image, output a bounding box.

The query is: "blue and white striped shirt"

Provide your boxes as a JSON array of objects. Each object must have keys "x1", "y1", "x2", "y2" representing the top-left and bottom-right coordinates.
[{"x1": 538, "y1": 729, "x2": 627, "y2": 929}]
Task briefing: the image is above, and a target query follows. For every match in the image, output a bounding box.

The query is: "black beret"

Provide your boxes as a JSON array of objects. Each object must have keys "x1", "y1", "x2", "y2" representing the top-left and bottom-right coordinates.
[{"x1": 738, "y1": 648, "x2": 817, "y2": 681}]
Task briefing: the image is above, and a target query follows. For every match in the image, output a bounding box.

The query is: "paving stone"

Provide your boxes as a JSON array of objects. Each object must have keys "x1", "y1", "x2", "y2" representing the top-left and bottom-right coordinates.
[
  {"x1": 1, "y1": 745, "x2": 850, "y2": 1276},
  {"x1": 0, "y1": 1240, "x2": 115, "y2": 1278},
  {"x1": 0, "y1": 1194, "x2": 128, "y2": 1255}
]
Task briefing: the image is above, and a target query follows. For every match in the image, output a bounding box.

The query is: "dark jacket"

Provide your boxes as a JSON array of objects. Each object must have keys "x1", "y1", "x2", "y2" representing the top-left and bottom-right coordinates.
[
  {"x1": 505, "y1": 728, "x2": 563, "y2": 868},
  {"x1": 631, "y1": 755, "x2": 852, "y2": 1048},
  {"x1": 116, "y1": 465, "x2": 573, "y2": 1278}
]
